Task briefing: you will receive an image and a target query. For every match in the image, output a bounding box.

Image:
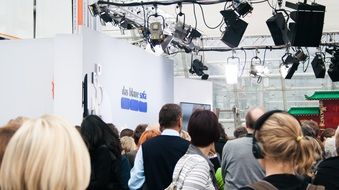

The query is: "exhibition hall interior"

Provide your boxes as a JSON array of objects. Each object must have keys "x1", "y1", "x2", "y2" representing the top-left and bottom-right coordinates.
[{"x1": 1, "y1": 0, "x2": 339, "y2": 190}]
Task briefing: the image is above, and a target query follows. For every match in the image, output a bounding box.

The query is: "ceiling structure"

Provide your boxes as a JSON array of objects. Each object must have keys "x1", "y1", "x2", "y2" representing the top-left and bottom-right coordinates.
[{"x1": 91, "y1": 0, "x2": 339, "y2": 134}]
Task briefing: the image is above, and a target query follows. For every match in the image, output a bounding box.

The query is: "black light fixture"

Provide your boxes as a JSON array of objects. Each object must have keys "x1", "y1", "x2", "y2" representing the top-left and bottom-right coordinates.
[
  {"x1": 233, "y1": 0, "x2": 253, "y2": 17},
  {"x1": 280, "y1": 53, "x2": 300, "y2": 79},
  {"x1": 220, "y1": 10, "x2": 248, "y2": 48},
  {"x1": 88, "y1": 3, "x2": 100, "y2": 16},
  {"x1": 327, "y1": 49, "x2": 339, "y2": 82},
  {"x1": 311, "y1": 52, "x2": 326, "y2": 78},
  {"x1": 266, "y1": 11, "x2": 289, "y2": 46},
  {"x1": 286, "y1": 1, "x2": 325, "y2": 47},
  {"x1": 189, "y1": 59, "x2": 209, "y2": 80}
]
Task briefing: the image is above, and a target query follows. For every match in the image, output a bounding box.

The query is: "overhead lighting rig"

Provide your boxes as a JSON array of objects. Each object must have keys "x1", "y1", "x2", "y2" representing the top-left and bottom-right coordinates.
[
  {"x1": 189, "y1": 57, "x2": 209, "y2": 80},
  {"x1": 326, "y1": 47, "x2": 339, "y2": 82}
]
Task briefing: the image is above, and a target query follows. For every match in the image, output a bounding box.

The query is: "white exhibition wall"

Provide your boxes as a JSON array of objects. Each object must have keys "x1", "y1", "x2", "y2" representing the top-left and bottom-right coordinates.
[
  {"x1": 0, "y1": 39, "x2": 54, "y2": 124},
  {"x1": 82, "y1": 28, "x2": 174, "y2": 130},
  {"x1": 174, "y1": 78, "x2": 213, "y2": 107}
]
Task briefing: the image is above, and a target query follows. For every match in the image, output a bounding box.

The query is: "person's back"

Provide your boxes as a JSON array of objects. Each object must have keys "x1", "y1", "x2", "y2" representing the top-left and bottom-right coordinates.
[
  {"x1": 142, "y1": 134, "x2": 189, "y2": 189},
  {"x1": 222, "y1": 135, "x2": 265, "y2": 190},
  {"x1": 221, "y1": 107, "x2": 265, "y2": 190},
  {"x1": 128, "y1": 103, "x2": 190, "y2": 190}
]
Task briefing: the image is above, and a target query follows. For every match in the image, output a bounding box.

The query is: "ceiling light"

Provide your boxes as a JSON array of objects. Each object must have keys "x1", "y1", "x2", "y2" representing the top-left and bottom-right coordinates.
[
  {"x1": 280, "y1": 53, "x2": 300, "y2": 79},
  {"x1": 266, "y1": 12, "x2": 289, "y2": 46},
  {"x1": 220, "y1": 10, "x2": 248, "y2": 48},
  {"x1": 233, "y1": 0, "x2": 253, "y2": 17},
  {"x1": 311, "y1": 52, "x2": 326, "y2": 78},
  {"x1": 286, "y1": 1, "x2": 326, "y2": 47},
  {"x1": 189, "y1": 59, "x2": 209, "y2": 80},
  {"x1": 327, "y1": 49, "x2": 339, "y2": 82},
  {"x1": 88, "y1": 3, "x2": 100, "y2": 16}
]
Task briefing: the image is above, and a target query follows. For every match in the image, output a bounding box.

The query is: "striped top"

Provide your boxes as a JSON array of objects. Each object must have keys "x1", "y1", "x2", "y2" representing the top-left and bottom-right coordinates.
[{"x1": 172, "y1": 153, "x2": 216, "y2": 190}]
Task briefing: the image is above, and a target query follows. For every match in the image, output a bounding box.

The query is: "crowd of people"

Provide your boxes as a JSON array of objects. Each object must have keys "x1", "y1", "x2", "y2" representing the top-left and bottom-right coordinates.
[{"x1": 0, "y1": 103, "x2": 338, "y2": 190}]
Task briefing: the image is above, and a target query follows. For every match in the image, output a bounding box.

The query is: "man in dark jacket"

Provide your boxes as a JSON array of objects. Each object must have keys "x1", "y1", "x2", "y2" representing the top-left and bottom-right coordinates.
[{"x1": 128, "y1": 103, "x2": 190, "y2": 190}]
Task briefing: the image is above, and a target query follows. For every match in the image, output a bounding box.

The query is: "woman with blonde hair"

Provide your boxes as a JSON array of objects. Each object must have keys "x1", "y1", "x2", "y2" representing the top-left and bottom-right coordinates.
[
  {"x1": 0, "y1": 115, "x2": 91, "y2": 190},
  {"x1": 121, "y1": 136, "x2": 137, "y2": 154},
  {"x1": 240, "y1": 110, "x2": 324, "y2": 190}
]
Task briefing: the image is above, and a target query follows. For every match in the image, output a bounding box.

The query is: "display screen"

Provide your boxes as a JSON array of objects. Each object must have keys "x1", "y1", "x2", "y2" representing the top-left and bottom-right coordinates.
[{"x1": 180, "y1": 102, "x2": 211, "y2": 131}]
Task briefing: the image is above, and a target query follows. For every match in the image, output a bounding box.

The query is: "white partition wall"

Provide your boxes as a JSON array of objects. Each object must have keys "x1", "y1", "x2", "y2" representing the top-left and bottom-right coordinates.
[
  {"x1": 81, "y1": 28, "x2": 174, "y2": 130},
  {"x1": 0, "y1": 39, "x2": 54, "y2": 124},
  {"x1": 174, "y1": 78, "x2": 213, "y2": 107}
]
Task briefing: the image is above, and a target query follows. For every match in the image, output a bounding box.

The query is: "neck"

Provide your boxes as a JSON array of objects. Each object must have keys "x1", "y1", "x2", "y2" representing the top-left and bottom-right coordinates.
[
  {"x1": 246, "y1": 128, "x2": 254, "y2": 134},
  {"x1": 264, "y1": 158, "x2": 295, "y2": 176},
  {"x1": 198, "y1": 144, "x2": 212, "y2": 157}
]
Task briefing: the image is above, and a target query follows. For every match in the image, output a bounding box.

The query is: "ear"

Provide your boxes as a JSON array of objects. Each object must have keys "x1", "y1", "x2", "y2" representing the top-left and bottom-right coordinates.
[{"x1": 177, "y1": 117, "x2": 183, "y2": 129}]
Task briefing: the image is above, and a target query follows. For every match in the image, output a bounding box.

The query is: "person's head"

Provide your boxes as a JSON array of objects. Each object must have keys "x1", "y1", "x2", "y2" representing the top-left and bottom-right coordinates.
[
  {"x1": 120, "y1": 128, "x2": 134, "y2": 138},
  {"x1": 120, "y1": 136, "x2": 137, "y2": 154},
  {"x1": 159, "y1": 103, "x2": 182, "y2": 131},
  {"x1": 133, "y1": 124, "x2": 147, "y2": 145},
  {"x1": 218, "y1": 123, "x2": 228, "y2": 140},
  {"x1": 245, "y1": 107, "x2": 265, "y2": 132},
  {"x1": 0, "y1": 123, "x2": 21, "y2": 165},
  {"x1": 301, "y1": 124, "x2": 316, "y2": 138},
  {"x1": 302, "y1": 120, "x2": 320, "y2": 137},
  {"x1": 320, "y1": 128, "x2": 335, "y2": 142},
  {"x1": 188, "y1": 110, "x2": 220, "y2": 148},
  {"x1": 0, "y1": 115, "x2": 90, "y2": 190},
  {"x1": 180, "y1": 129, "x2": 191, "y2": 141},
  {"x1": 138, "y1": 129, "x2": 161, "y2": 146},
  {"x1": 81, "y1": 115, "x2": 121, "y2": 157},
  {"x1": 107, "y1": 123, "x2": 119, "y2": 137},
  {"x1": 234, "y1": 126, "x2": 248, "y2": 138},
  {"x1": 252, "y1": 110, "x2": 317, "y2": 175}
]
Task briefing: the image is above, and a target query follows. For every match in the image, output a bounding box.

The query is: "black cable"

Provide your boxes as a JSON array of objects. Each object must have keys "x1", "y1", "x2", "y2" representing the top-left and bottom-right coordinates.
[
  {"x1": 198, "y1": 4, "x2": 224, "y2": 29},
  {"x1": 251, "y1": 0, "x2": 269, "y2": 4},
  {"x1": 303, "y1": 48, "x2": 310, "y2": 72},
  {"x1": 266, "y1": 0, "x2": 275, "y2": 10},
  {"x1": 192, "y1": 3, "x2": 197, "y2": 29},
  {"x1": 98, "y1": 0, "x2": 227, "y2": 7}
]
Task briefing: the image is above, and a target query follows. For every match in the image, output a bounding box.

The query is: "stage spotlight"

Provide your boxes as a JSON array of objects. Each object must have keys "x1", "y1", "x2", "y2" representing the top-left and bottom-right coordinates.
[
  {"x1": 311, "y1": 53, "x2": 326, "y2": 78},
  {"x1": 233, "y1": 0, "x2": 253, "y2": 16},
  {"x1": 266, "y1": 12, "x2": 289, "y2": 46},
  {"x1": 88, "y1": 3, "x2": 100, "y2": 16},
  {"x1": 286, "y1": 1, "x2": 325, "y2": 47},
  {"x1": 189, "y1": 59, "x2": 209, "y2": 80},
  {"x1": 280, "y1": 53, "x2": 300, "y2": 79},
  {"x1": 294, "y1": 49, "x2": 308, "y2": 62},
  {"x1": 100, "y1": 10, "x2": 113, "y2": 23},
  {"x1": 220, "y1": 10, "x2": 248, "y2": 48},
  {"x1": 327, "y1": 50, "x2": 339, "y2": 82}
]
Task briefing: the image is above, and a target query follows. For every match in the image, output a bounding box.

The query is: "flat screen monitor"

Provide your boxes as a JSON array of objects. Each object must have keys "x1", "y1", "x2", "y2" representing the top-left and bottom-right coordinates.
[{"x1": 180, "y1": 102, "x2": 211, "y2": 131}]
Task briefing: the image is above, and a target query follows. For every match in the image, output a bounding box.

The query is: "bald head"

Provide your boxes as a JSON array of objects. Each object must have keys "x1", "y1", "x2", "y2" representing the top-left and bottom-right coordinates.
[{"x1": 245, "y1": 107, "x2": 265, "y2": 130}]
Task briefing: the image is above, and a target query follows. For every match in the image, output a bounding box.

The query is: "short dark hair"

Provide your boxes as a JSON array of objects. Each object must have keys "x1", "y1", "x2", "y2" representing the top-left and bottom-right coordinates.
[
  {"x1": 218, "y1": 123, "x2": 228, "y2": 140},
  {"x1": 80, "y1": 115, "x2": 121, "y2": 157},
  {"x1": 120, "y1": 128, "x2": 134, "y2": 138},
  {"x1": 188, "y1": 110, "x2": 220, "y2": 147},
  {"x1": 133, "y1": 124, "x2": 147, "y2": 145},
  {"x1": 233, "y1": 127, "x2": 248, "y2": 138},
  {"x1": 302, "y1": 120, "x2": 320, "y2": 137},
  {"x1": 159, "y1": 104, "x2": 182, "y2": 129},
  {"x1": 301, "y1": 124, "x2": 316, "y2": 138}
]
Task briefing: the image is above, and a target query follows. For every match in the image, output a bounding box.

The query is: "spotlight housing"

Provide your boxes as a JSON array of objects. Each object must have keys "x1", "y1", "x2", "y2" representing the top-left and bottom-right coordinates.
[
  {"x1": 189, "y1": 59, "x2": 209, "y2": 80},
  {"x1": 220, "y1": 10, "x2": 248, "y2": 48},
  {"x1": 280, "y1": 53, "x2": 300, "y2": 79},
  {"x1": 311, "y1": 52, "x2": 326, "y2": 78},
  {"x1": 327, "y1": 50, "x2": 339, "y2": 82},
  {"x1": 233, "y1": 0, "x2": 253, "y2": 16},
  {"x1": 266, "y1": 12, "x2": 289, "y2": 46},
  {"x1": 88, "y1": 3, "x2": 100, "y2": 16},
  {"x1": 286, "y1": 1, "x2": 325, "y2": 47}
]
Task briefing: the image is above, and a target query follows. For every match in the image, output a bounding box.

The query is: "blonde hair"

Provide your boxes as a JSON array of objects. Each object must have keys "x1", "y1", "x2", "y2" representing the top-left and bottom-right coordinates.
[
  {"x1": 256, "y1": 112, "x2": 317, "y2": 175},
  {"x1": 0, "y1": 115, "x2": 91, "y2": 190},
  {"x1": 120, "y1": 136, "x2": 137, "y2": 154}
]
